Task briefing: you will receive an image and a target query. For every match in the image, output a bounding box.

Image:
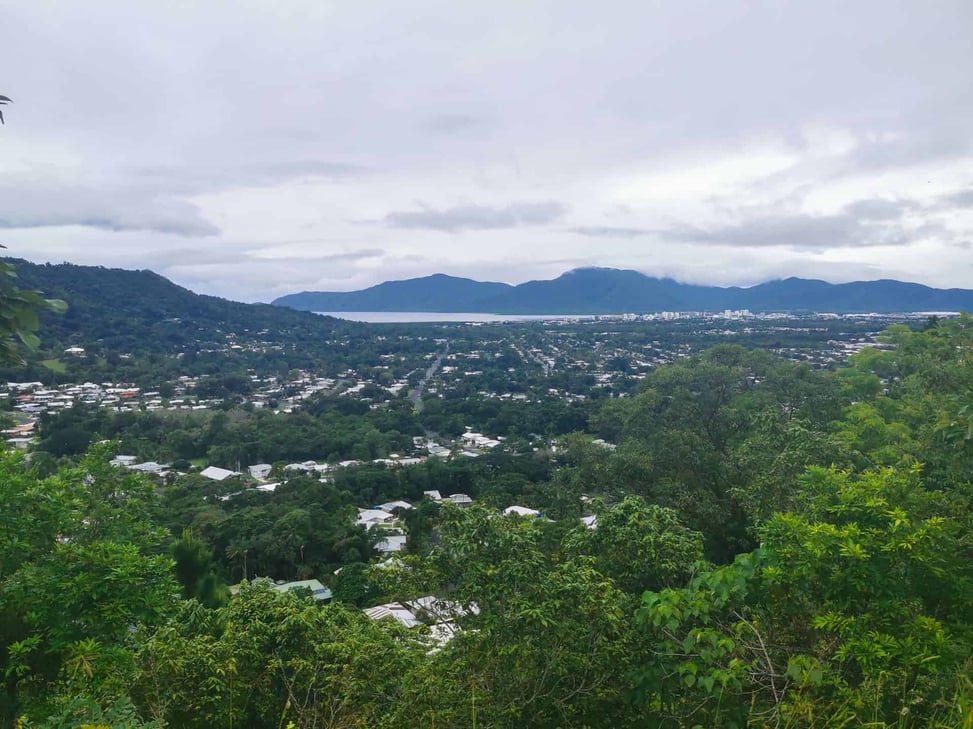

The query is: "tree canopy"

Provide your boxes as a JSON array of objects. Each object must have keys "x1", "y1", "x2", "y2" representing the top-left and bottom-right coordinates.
[{"x1": 4, "y1": 305, "x2": 973, "y2": 727}]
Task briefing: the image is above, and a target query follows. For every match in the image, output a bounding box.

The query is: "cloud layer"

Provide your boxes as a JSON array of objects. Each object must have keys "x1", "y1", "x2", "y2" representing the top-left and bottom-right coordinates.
[
  {"x1": 386, "y1": 202, "x2": 565, "y2": 232},
  {"x1": 1, "y1": 0, "x2": 971, "y2": 301}
]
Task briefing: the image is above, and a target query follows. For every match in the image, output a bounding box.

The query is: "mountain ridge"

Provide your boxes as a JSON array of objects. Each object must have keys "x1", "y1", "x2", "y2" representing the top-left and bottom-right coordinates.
[
  {"x1": 272, "y1": 267, "x2": 973, "y2": 314},
  {"x1": 1, "y1": 258, "x2": 357, "y2": 356}
]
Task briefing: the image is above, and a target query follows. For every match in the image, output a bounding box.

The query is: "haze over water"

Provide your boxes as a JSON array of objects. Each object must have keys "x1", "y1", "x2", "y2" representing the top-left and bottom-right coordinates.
[{"x1": 316, "y1": 311, "x2": 603, "y2": 323}]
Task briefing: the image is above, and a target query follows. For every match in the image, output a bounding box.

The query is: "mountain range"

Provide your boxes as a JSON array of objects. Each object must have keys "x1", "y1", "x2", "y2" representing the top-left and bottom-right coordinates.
[{"x1": 272, "y1": 268, "x2": 973, "y2": 314}]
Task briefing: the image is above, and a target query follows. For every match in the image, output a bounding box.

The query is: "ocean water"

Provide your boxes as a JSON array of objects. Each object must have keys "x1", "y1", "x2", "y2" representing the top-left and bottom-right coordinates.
[{"x1": 315, "y1": 311, "x2": 603, "y2": 323}]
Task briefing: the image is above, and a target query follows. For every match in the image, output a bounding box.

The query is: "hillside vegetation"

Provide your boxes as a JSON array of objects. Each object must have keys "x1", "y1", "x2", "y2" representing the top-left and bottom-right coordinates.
[
  {"x1": 4, "y1": 258, "x2": 353, "y2": 354},
  {"x1": 1, "y1": 264, "x2": 972, "y2": 727}
]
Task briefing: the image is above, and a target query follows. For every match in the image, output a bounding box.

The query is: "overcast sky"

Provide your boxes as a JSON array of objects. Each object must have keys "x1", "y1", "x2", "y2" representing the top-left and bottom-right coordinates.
[{"x1": 2, "y1": 0, "x2": 972, "y2": 302}]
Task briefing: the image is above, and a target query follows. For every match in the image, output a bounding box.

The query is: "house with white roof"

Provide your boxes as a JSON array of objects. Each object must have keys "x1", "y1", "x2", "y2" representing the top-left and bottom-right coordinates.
[
  {"x1": 248, "y1": 463, "x2": 273, "y2": 480},
  {"x1": 356, "y1": 509, "x2": 395, "y2": 527},
  {"x1": 364, "y1": 602, "x2": 422, "y2": 628},
  {"x1": 378, "y1": 500, "x2": 413, "y2": 512},
  {"x1": 461, "y1": 431, "x2": 502, "y2": 449},
  {"x1": 364, "y1": 596, "x2": 478, "y2": 646},
  {"x1": 503, "y1": 505, "x2": 539, "y2": 518},
  {"x1": 200, "y1": 465, "x2": 242, "y2": 482},
  {"x1": 375, "y1": 534, "x2": 408, "y2": 553},
  {"x1": 271, "y1": 578, "x2": 333, "y2": 603},
  {"x1": 130, "y1": 461, "x2": 166, "y2": 474}
]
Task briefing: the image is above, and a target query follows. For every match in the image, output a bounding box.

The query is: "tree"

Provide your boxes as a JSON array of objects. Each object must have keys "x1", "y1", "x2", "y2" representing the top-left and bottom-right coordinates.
[
  {"x1": 171, "y1": 530, "x2": 229, "y2": 608},
  {"x1": 635, "y1": 466, "x2": 973, "y2": 728},
  {"x1": 133, "y1": 583, "x2": 423, "y2": 729},
  {"x1": 377, "y1": 505, "x2": 642, "y2": 727},
  {"x1": 330, "y1": 561, "x2": 382, "y2": 607},
  {"x1": 0, "y1": 257, "x2": 66, "y2": 366},
  {"x1": 563, "y1": 496, "x2": 703, "y2": 597},
  {"x1": 0, "y1": 447, "x2": 177, "y2": 723}
]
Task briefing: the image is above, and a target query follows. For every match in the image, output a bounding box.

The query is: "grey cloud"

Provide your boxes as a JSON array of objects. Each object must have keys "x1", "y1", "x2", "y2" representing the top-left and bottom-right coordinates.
[
  {"x1": 0, "y1": 183, "x2": 218, "y2": 237},
  {"x1": 941, "y1": 189, "x2": 973, "y2": 208},
  {"x1": 385, "y1": 202, "x2": 565, "y2": 232},
  {"x1": 568, "y1": 226, "x2": 651, "y2": 238},
  {"x1": 2, "y1": 0, "x2": 972, "y2": 295},
  {"x1": 161, "y1": 250, "x2": 425, "y2": 302},
  {"x1": 842, "y1": 122, "x2": 973, "y2": 176},
  {"x1": 659, "y1": 195, "x2": 949, "y2": 250},
  {"x1": 424, "y1": 114, "x2": 489, "y2": 134},
  {"x1": 240, "y1": 161, "x2": 368, "y2": 184},
  {"x1": 137, "y1": 246, "x2": 387, "y2": 274},
  {"x1": 128, "y1": 161, "x2": 367, "y2": 194},
  {"x1": 303, "y1": 247, "x2": 384, "y2": 263},
  {"x1": 663, "y1": 214, "x2": 908, "y2": 250},
  {"x1": 646, "y1": 257, "x2": 889, "y2": 288},
  {"x1": 248, "y1": 247, "x2": 385, "y2": 264},
  {"x1": 842, "y1": 198, "x2": 918, "y2": 221}
]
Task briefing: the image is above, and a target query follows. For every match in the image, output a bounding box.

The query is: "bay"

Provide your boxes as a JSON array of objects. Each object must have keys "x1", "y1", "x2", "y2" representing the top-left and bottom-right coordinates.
[{"x1": 315, "y1": 311, "x2": 604, "y2": 323}]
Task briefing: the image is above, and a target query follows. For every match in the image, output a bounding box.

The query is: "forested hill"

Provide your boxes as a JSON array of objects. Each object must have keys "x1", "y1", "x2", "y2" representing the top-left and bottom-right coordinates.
[
  {"x1": 274, "y1": 273, "x2": 513, "y2": 312},
  {"x1": 5, "y1": 258, "x2": 357, "y2": 353},
  {"x1": 273, "y1": 266, "x2": 973, "y2": 314}
]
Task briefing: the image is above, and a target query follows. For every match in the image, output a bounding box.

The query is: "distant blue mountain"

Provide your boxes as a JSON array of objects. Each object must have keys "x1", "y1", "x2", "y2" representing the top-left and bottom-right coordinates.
[
  {"x1": 272, "y1": 267, "x2": 973, "y2": 314},
  {"x1": 273, "y1": 273, "x2": 512, "y2": 312}
]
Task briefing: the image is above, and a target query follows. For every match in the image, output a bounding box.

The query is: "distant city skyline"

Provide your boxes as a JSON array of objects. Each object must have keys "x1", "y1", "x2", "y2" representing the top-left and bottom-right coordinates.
[{"x1": 2, "y1": 0, "x2": 972, "y2": 302}]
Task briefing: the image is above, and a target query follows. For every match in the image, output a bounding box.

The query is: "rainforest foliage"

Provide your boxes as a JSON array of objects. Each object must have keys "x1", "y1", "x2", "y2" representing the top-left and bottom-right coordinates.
[{"x1": 2, "y1": 318, "x2": 973, "y2": 728}]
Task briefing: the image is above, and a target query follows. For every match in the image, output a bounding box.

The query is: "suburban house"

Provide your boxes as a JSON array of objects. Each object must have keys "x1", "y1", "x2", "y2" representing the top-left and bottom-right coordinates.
[
  {"x1": 503, "y1": 505, "x2": 540, "y2": 518},
  {"x1": 270, "y1": 578, "x2": 333, "y2": 603},
  {"x1": 364, "y1": 596, "x2": 477, "y2": 646},
  {"x1": 364, "y1": 602, "x2": 422, "y2": 628},
  {"x1": 375, "y1": 534, "x2": 408, "y2": 553},
  {"x1": 248, "y1": 463, "x2": 273, "y2": 480},
  {"x1": 200, "y1": 465, "x2": 242, "y2": 481},
  {"x1": 378, "y1": 500, "x2": 413, "y2": 512},
  {"x1": 356, "y1": 508, "x2": 395, "y2": 527},
  {"x1": 129, "y1": 461, "x2": 167, "y2": 474}
]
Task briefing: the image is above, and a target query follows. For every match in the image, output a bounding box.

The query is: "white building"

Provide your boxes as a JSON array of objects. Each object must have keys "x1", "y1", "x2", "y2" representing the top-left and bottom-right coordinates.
[
  {"x1": 357, "y1": 509, "x2": 395, "y2": 527},
  {"x1": 364, "y1": 602, "x2": 422, "y2": 628},
  {"x1": 270, "y1": 579, "x2": 332, "y2": 602},
  {"x1": 503, "y1": 505, "x2": 539, "y2": 518},
  {"x1": 200, "y1": 465, "x2": 242, "y2": 482},
  {"x1": 375, "y1": 534, "x2": 408, "y2": 553},
  {"x1": 129, "y1": 461, "x2": 166, "y2": 474},
  {"x1": 378, "y1": 500, "x2": 413, "y2": 512},
  {"x1": 248, "y1": 463, "x2": 273, "y2": 480}
]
